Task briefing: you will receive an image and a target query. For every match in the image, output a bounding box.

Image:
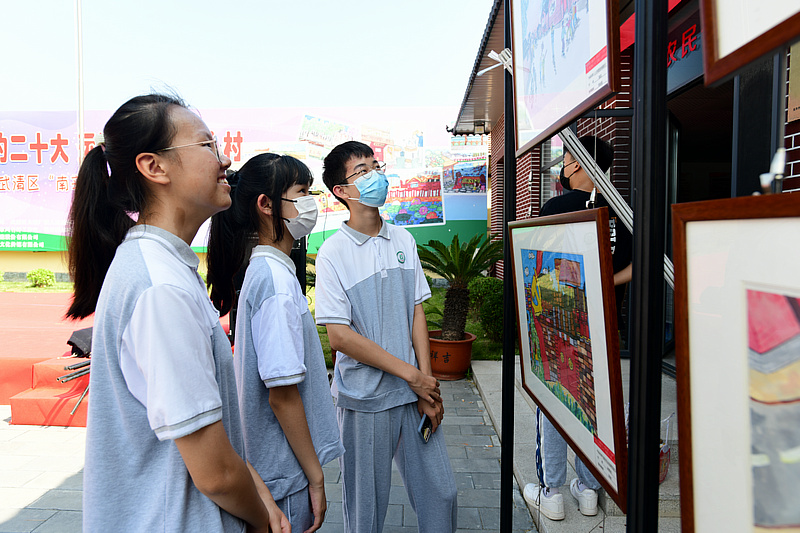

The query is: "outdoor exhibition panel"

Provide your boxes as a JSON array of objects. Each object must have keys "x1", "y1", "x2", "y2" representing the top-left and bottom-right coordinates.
[
  {"x1": 510, "y1": 0, "x2": 620, "y2": 155},
  {"x1": 673, "y1": 193, "x2": 800, "y2": 532},
  {"x1": 509, "y1": 208, "x2": 627, "y2": 511},
  {"x1": 700, "y1": 0, "x2": 800, "y2": 85}
]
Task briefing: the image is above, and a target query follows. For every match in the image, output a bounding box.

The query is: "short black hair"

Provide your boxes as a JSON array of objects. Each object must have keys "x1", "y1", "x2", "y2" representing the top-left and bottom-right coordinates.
[
  {"x1": 321, "y1": 141, "x2": 374, "y2": 209},
  {"x1": 568, "y1": 135, "x2": 614, "y2": 173}
]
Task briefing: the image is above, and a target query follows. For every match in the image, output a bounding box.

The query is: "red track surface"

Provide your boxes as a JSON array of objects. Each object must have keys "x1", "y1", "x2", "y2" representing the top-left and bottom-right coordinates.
[
  {"x1": 0, "y1": 291, "x2": 231, "y2": 406},
  {"x1": 0, "y1": 293, "x2": 92, "y2": 404}
]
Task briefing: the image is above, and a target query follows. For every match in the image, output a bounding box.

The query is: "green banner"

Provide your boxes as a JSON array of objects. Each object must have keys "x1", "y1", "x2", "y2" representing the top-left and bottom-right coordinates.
[{"x1": 0, "y1": 231, "x2": 66, "y2": 251}]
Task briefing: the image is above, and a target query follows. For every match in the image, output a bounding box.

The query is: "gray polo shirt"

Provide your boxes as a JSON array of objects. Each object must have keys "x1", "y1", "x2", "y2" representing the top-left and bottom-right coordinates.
[
  {"x1": 234, "y1": 245, "x2": 344, "y2": 500},
  {"x1": 315, "y1": 221, "x2": 431, "y2": 412},
  {"x1": 84, "y1": 225, "x2": 245, "y2": 533}
]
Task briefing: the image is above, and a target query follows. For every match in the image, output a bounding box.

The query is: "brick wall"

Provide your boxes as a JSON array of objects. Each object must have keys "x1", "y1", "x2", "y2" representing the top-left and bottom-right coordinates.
[
  {"x1": 490, "y1": 113, "x2": 505, "y2": 278},
  {"x1": 784, "y1": 48, "x2": 800, "y2": 191}
]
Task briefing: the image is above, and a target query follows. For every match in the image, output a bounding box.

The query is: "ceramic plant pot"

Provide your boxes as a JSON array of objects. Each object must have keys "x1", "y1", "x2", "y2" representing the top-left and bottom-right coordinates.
[{"x1": 428, "y1": 330, "x2": 477, "y2": 380}]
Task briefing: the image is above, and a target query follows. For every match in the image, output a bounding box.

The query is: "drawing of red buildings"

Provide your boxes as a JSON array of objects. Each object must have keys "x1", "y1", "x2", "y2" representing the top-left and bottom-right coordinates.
[{"x1": 386, "y1": 174, "x2": 442, "y2": 203}]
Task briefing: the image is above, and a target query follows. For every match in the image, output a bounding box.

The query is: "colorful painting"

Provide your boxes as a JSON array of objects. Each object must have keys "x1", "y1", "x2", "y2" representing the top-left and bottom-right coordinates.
[
  {"x1": 672, "y1": 193, "x2": 800, "y2": 533},
  {"x1": 510, "y1": 209, "x2": 627, "y2": 508},
  {"x1": 298, "y1": 114, "x2": 359, "y2": 150},
  {"x1": 521, "y1": 248, "x2": 597, "y2": 434},
  {"x1": 379, "y1": 170, "x2": 444, "y2": 226},
  {"x1": 747, "y1": 289, "x2": 800, "y2": 531},
  {"x1": 512, "y1": 0, "x2": 618, "y2": 152},
  {"x1": 448, "y1": 160, "x2": 487, "y2": 194}
]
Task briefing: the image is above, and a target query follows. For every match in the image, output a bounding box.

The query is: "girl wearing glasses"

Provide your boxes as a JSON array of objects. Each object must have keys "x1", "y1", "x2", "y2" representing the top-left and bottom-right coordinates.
[
  {"x1": 67, "y1": 94, "x2": 288, "y2": 533},
  {"x1": 207, "y1": 153, "x2": 344, "y2": 533}
]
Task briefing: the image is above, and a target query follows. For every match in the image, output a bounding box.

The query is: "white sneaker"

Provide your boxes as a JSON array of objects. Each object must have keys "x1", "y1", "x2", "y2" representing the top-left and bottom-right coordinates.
[
  {"x1": 570, "y1": 478, "x2": 598, "y2": 516},
  {"x1": 523, "y1": 483, "x2": 565, "y2": 521}
]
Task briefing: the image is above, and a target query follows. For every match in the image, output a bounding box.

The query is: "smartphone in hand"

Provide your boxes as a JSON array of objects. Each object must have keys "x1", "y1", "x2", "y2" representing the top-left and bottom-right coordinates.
[{"x1": 418, "y1": 414, "x2": 433, "y2": 443}]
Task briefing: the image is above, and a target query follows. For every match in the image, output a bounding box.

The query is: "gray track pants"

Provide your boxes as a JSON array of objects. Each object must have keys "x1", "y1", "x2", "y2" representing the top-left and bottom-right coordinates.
[{"x1": 337, "y1": 403, "x2": 458, "y2": 533}]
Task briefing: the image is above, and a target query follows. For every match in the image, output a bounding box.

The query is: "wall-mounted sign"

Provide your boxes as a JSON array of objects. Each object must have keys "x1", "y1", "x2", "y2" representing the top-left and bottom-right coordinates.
[
  {"x1": 511, "y1": 0, "x2": 620, "y2": 156},
  {"x1": 700, "y1": 0, "x2": 800, "y2": 85}
]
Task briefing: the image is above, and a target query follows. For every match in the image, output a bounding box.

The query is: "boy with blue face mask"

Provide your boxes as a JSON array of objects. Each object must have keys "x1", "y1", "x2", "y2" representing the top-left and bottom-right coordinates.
[{"x1": 315, "y1": 141, "x2": 457, "y2": 533}]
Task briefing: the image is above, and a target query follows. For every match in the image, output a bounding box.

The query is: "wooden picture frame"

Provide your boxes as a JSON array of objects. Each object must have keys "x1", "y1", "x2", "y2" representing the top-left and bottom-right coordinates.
[
  {"x1": 509, "y1": 208, "x2": 628, "y2": 511},
  {"x1": 673, "y1": 193, "x2": 800, "y2": 532},
  {"x1": 510, "y1": 0, "x2": 620, "y2": 156},
  {"x1": 700, "y1": 0, "x2": 800, "y2": 85}
]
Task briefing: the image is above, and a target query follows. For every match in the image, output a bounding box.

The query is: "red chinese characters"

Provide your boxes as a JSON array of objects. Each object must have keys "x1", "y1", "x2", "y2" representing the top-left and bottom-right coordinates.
[
  {"x1": 50, "y1": 133, "x2": 69, "y2": 164},
  {"x1": 84, "y1": 132, "x2": 97, "y2": 156},
  {"x1": 30, "y1": 133, "x2": 49, "y2": 164},
  {"x1": 667, "y1": 23, "x2": 699, "y2": 67},
  {"x1": 223, "y1": 131, "x2": 243, "y2": 162},
  {"x1": 0, "y1": 131, "x2": 72, "y2": 165}
]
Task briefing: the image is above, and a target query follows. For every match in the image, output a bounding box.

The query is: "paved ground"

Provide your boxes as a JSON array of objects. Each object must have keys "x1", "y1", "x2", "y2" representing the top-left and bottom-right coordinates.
[
  {"x1": 471, "y1": 360, "x2": 682, "y2": 533},
  {"x1": 0, "y1": 380, "x2": 537, "y2": 533}
]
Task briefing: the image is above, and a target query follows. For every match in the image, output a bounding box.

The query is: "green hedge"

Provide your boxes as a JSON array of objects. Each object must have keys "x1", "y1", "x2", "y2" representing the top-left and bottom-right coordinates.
[{"x1": 27, "y1": 268, "x2": 56, "y2": 288}]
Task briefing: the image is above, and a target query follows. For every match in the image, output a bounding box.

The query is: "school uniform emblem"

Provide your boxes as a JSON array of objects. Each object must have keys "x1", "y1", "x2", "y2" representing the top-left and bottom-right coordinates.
[{"x1": 397, "y1": 251, "x2": 406, "y2": 263}]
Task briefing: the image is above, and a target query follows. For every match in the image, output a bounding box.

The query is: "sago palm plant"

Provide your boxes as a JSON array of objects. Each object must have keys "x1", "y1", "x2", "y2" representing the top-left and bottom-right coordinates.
[{"x1": 418, "y1": 234, "x2": 503, "y2": 341}]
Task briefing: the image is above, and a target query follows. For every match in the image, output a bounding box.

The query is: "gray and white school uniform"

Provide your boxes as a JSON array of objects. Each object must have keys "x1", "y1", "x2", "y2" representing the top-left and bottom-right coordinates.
[
  {"x1": 84, "y1": 225, "x2": 245, "y2": 533},
  {"x1": 315, "y1": 221, "x2": 457, "y2": 533},
  {"x1": 234, "y1": 245, "x2": 344, "y2": 529}
]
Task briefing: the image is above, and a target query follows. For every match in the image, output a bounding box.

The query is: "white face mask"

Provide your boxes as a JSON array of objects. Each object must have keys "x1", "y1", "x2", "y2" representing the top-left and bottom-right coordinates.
[{"x1": 282, "y1": 195, "x2": 318, "y2": 240}]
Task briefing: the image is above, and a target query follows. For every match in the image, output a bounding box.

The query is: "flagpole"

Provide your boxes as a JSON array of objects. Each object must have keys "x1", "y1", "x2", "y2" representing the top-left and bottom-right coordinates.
[{"x1": 75, "y1": 0, "x2": 84, "y2": 164}]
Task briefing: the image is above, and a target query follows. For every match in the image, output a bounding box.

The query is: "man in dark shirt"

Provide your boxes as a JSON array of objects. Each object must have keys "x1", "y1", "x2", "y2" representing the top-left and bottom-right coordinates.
[{"x1": 523, "y1": 135, "x2": 631, "y2": 521}]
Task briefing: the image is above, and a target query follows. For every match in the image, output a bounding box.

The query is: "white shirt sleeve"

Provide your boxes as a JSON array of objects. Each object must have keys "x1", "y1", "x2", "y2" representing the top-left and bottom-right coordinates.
[
  {"x1": 251, "y1": 293, "x2": 307, "y2": 388},
  {"x1": 411, "y1": 239, "x2": 432, "y2": 305},
  {"x1": 121, "y1": 285, "x2": 222, "y2": 441},
  {"x1": 314, "y1": 251, "x2": 352, "y2": 326}
]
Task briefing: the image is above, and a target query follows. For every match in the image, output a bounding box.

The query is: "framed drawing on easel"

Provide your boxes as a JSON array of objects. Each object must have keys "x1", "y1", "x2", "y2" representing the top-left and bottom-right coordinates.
[
  {"x1": 673, "y1": 193, "x2": 800, "y2": 532},
  {"x1": 509, "y1": 208, "x2": 628, "y2": 511}
]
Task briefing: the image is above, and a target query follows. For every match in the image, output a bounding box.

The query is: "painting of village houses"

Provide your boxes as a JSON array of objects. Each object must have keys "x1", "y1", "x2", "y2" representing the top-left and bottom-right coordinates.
[
  {"x1": 521, "y1": 248, "x2": 598, "y2": 435},
  {"x1": 379, "y1": 170, "x2": 445, "y2": 226},
  {"x1": 442, "y1": 159, "x2": 488, "y2": 194}
]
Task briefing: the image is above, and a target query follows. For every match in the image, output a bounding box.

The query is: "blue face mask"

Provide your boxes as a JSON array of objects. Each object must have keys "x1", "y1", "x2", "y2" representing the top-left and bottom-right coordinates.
[{"x1": 349, "y1": 169, "x2": 389, "y2": 207}]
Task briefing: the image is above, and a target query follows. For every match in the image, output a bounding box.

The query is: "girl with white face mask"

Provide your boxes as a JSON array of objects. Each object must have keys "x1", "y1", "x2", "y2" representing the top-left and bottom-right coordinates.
[{"x1": 207, "y1": 154, "x2": 344, "y2": 533}]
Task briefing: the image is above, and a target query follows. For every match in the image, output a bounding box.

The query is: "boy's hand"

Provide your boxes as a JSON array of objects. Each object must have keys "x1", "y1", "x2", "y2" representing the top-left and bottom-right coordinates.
[
  {"x1": 409, "y1": 371, "x2": 441, "y2": 406},
  {"x1": 305, "y1": 481, "x2": 327, "y2": 533},
  {"x1": 418, "y1": 397, "x2": 444, "y2": 432}
]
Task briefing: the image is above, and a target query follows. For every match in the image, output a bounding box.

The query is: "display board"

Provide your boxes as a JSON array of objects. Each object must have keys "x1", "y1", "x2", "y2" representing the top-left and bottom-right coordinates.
[
  {"x1": 673, "y1": 193, "x2": 800, "y2": 532},
  {"x1": 0, "y1": 107, "x2": 489, "y2": 253},
  {"x1": 700, "y1": 0, "x2": 800, "y2": 85},
  {"x1": 511, "y1": 0, "x2": 620, "y2": 155},
  {"x1": 509, "y1": 208, "x2": 627, "y2": 510}
]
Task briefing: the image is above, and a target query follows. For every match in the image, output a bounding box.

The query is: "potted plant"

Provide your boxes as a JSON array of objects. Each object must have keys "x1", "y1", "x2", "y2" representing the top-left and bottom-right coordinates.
[{"x1": 418, "y1": 234, "x2": 503, "y2": 379}]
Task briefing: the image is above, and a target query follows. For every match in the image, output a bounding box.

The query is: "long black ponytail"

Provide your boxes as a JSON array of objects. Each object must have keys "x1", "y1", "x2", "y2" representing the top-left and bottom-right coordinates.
[
  {"x1": 206, "y1": 153, "x2": 313, "y2": 315},
  {"x1": 66, "y1": 93, "x2": 186, "y2": 319}
]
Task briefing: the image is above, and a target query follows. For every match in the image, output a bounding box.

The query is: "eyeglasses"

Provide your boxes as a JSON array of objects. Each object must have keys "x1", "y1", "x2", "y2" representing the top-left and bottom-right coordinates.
[
  {"x1": 158, "y1": 136, "x2": 221, "y2": 162},
  {"x1": 344, "y1": 161, "x2": 387, "y2": 182}
]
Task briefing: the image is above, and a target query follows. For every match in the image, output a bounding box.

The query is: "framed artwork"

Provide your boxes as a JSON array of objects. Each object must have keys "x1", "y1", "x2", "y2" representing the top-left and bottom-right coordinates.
[
  {"x1": 510, "y1": 0, "x2": 620, "y2": 156},
  {"x1": 673, "y1": 193, "x2": 800, "y2": 532},
  {"x1": 700, "y1": 0, "x2": 800, "y2": 85},
  {"x1": 509, "y1": 208, "x2": 628, "y2": 510}
]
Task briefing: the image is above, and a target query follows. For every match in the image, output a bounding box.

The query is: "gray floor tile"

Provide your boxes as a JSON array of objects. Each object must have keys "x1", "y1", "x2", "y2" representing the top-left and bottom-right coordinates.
[
  {"x1": 27, "y1": 490, "x2": 82, "y2": 512},
  {"x1": 0, "y1": 508, "x2": 57, "y2": 533},
  {"x1": 464, "y1": 445, "x2": 501, "y2": 460},
  {"x1": 470, "y1": 472, "x2": 502, "y2": 490},
  {"x1": 450, "y1": 458, "x2": 501, "y2": 473},
  {"x1": 458, "y1": 488, "x2": 500, "y2": 508},
  {"x1": 26, "y1": 510, "x2": 80, "y2": 533},
  {"x1": 456, "y1": 506, "x2": 482, "y2": 529},
  {"x1": 454, "y1": 472, "x2": 475, "y2": 490},
  {"x1": 384, "y1": 503, "x2": 403, "y2": 526},
  {"x1": 478, "y1": 506, "x2": 500, "y2": 529}
]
